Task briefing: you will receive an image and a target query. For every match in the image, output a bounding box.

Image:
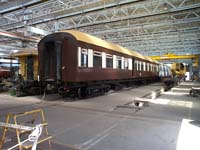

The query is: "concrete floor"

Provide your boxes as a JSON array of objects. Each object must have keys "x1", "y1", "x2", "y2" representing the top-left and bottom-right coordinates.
[{"x1": 0, "y1": 81, "x2": 200, "y2": 150}]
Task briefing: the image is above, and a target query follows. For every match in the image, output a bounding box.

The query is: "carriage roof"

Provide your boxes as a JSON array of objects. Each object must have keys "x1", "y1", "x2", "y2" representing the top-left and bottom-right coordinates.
[
  {"x1": 12, "y1": 48, "x2": 38, "y2": 57},
  {"x1": 61, "y1": 30, "x2": 154, "y2": 63}
]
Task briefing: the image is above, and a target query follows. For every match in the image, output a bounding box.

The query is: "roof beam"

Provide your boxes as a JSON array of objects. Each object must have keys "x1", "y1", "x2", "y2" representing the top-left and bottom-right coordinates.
[
  {"x1": 1, "y1": 0, "x2": 200, "y2": 30},
  {"x1": 0, "y1": 0, "x2": 47, "y2": 14},
  {"x1": 0, "y1": 45, "x2": 23, "y2": 50},
  {"x1": 26, "y1": 26, "x2": 51, "y2": 35},
  {"x1": 0, "y1": 29, "x2": 40, "y2": 42}
]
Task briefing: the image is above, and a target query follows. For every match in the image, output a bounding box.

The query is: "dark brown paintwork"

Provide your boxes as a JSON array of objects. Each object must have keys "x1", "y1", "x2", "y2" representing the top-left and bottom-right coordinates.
[
  {"x1": 0, "y1": 67, "x2": 11, "y2": 78},
  {"x1": 38, "y1": 32, "x2": 158, "y2": 83}
]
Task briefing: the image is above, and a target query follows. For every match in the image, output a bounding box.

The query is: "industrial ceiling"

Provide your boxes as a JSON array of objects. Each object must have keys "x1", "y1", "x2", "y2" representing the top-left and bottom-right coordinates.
[{"x1": 0, "y1": 0, "x2": 199, "y2": 62}]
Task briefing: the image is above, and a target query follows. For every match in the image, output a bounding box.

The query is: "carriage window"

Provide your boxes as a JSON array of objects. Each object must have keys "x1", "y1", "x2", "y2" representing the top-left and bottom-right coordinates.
[
  {"x1": 152, "y1": 64, "x2": 154, "y2": 72},
  {"x1": 143, "y1": 62, "x2": 146, "y2": 71},
  {"x1": 106, "y1": 54, "x2": 113, "y2": 68},
  {"x1": 134, "y1": 60, "x2": 137, "y2": 71},
  {"x1": 88, "y1": 49, "x2": 93, "y2": 68},
  {"x1": 128, "y1": 58, "x2": 132, "y2": 70},
  {"x1": 149, "y1": 63, "x2": 151, "y2": 71},
  {"x1": 149, "y1": 63, "x2": 152, "y2": 71},
  {"x1": 139, "y1": 61, "x2": 141, "y2": 71},
  {"x1": 81, "y1": 48, "x2": 88, "y2": 67},
  {"x1": 141, "y1": 61, "x2": 144, "y2": 71},
  {"x1": 159, "y1": 65, "x2": 163, "y2": 72},
  {"x1": 146, "y1": 63, "x2": 148, "y2": 71},
  {"x1": 156, "y1": 65, "x2": 158, "y2": 72},
  {"x1": 124, "y1": 58, "x2": 128, "y2": 70},
  {"x1": 156, "y1": 65, "x2": 159, "y2": 72},
  {"x1": 116, "y1": 56, "x2": 122, "y2": 69},
  {"x1": 93, "y1": 51, "x2": 102, "y2": 68}
]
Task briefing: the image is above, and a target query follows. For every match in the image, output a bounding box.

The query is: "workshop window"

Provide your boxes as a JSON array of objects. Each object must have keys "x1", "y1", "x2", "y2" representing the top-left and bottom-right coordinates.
[
  {"x1": 106, "y1": 54, "x2": 113, "y2": 68},
  {"x1": 93, "y1": 51, "x2": 102, "y2": 68}
]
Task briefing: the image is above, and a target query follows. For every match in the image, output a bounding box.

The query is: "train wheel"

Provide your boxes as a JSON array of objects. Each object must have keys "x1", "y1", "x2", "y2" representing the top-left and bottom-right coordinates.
[
  {"x1": 78, "y1": 88, "x2": 82, "y2": 99},
  {"x1": 142, "y1": 80, "x2": 147, "y2": 85},
  {"x1": 103, "y1": 86, "x2": 110, "y2": 93},
  {"x1": 86, "y1": 88, "x2": 92, "y2": 97},
  {"x1": 78, "y1": 87, "x2": 87, "y2": 99}
]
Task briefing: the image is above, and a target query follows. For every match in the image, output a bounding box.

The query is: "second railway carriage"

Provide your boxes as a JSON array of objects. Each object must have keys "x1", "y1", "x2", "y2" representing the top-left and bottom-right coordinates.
[
  {"x1": 12, "y1": 48, "x2": 38, "y2": 81},
  {"x1": 0, "y1": 67, "x2": 11, "y2": 80},
  {"x1": 12, "y1": 48, "x2": 40, "y2": 96},
  {"x1": 38, "y1": 30, "x2": 160, "y2": 97}
]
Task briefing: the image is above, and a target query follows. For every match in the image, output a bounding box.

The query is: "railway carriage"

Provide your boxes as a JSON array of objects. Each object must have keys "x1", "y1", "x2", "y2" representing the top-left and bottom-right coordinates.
[
  {"x1": 0, "y1": 67, "x2": 11, "y2": 80},
  {"x1": 12, "y1": 48, "x2": 40, "y2": 96},
  {"x1": 38, "y1": 30, "x2": 160, "y2": 98},
  {"x1": 12, "y1": 48, "x2": 38, "y2": 81}
]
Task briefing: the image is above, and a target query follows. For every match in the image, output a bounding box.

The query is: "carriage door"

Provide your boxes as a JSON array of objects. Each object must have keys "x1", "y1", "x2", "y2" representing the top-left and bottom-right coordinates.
[
  {"x1": 26, "y1": 56, "x2": 34, "y2": 80},
  {"x1": 55, "y1": 41, "x2": 62, "y2": 81},
  {"x1": 132, "y1": 58, "x2": 135, "y2": 76},
  {"x1": 44, "y1": 41, "x2": 62, "y2": 81}
]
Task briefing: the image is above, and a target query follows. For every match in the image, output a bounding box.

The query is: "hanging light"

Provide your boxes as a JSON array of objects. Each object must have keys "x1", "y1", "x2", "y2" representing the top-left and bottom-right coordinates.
[{"x1": 164, "y1": 3, "x2": 168, "y2": 10}]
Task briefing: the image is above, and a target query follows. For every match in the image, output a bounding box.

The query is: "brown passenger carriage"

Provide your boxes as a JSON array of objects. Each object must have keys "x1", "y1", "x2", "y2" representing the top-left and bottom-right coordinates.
[
  {"x1": 0, "y1": 67, "x2": 11, "y2": 79},
  {"x1": 38, "y1": 30, "x2": 159, "y2": 97}
]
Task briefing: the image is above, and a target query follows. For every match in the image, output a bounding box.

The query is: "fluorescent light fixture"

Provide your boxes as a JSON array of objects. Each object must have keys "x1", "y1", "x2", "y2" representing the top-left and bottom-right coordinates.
[
  {"x1": 12, "y1": 50, "x2": 19, "y2": 53},
  {"x1": 0, "y1": 53, "x2": 7, "y2": 56},
  {"x1": 0, "y1": 59, "x2": 18, "y2": 63}
]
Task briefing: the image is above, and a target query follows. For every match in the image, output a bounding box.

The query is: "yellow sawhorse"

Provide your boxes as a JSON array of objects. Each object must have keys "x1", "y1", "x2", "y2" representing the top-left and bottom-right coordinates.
[{"x1": 0, "y1": 109, "x2": 52, "y2": 150}]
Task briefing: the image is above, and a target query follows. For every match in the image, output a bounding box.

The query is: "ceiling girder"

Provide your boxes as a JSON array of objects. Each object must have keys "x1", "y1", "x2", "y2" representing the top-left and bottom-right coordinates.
[
  {"x1": 0, "y1": 0, "x2": 199, "y2": 59},
  {"x1": 0, "y1": 0, "x2": 45, "y2": 14},
  {"x1": 0, "y1": 29, "x2": 40, "y2": 42},
  {"x1": 1, "y1": 0, "x2": 200, "y2": 30}
]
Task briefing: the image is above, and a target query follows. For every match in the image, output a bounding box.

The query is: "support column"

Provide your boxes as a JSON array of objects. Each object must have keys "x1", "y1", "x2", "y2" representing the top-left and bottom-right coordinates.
[{"x1": 198, "y1": 56, "x2": 200, "y2": 81}]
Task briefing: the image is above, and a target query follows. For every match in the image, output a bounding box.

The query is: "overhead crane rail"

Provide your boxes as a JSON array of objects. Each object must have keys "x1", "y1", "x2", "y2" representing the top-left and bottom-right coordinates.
[{"x1": 150, "y1": 53, "x2": 199, "y2": 66}]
